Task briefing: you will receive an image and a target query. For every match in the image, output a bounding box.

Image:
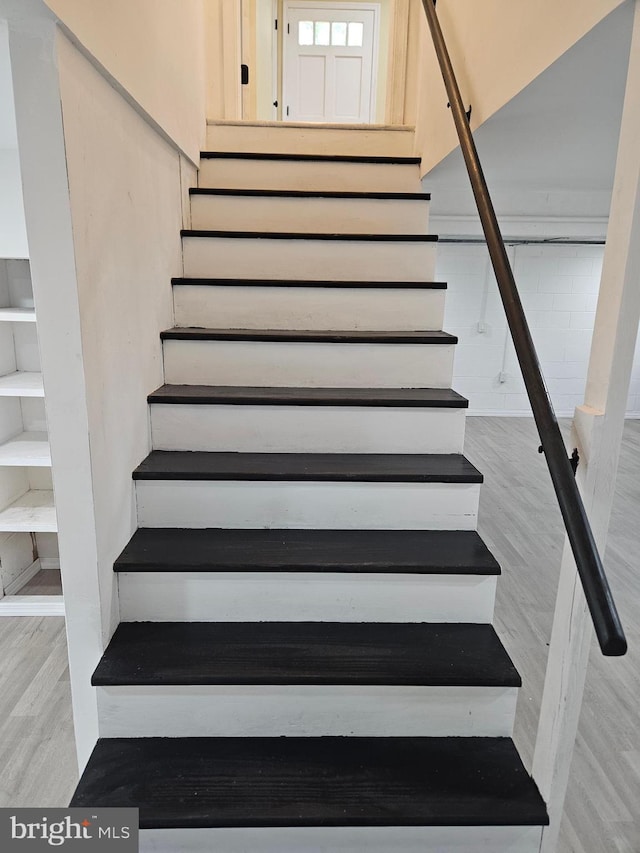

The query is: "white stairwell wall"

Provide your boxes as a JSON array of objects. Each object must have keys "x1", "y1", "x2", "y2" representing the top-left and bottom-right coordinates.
[{"x1": 6, "y1": 0, "x2": 207, "y2": 767}]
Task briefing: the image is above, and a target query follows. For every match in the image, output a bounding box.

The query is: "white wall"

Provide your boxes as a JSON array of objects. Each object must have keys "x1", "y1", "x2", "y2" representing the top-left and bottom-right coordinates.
[
  {"x1": 42, "y1": 0, "x2": 206, "y2": 163},
  {"x1": 55, "y1": 27, "x2": 184, "y2": 729},
  {"x1": 411, "y1": 0, "x2": 626, "y2": 172},
  {"x1": 0, "y1": 20, "x2": 27, "y2": 258},
  {"x1": 437, "y1": 242, "x2": 640, "y2": 417},
  {"x1": 6, "y1": 1, "x2": 201, "y2": 766}
]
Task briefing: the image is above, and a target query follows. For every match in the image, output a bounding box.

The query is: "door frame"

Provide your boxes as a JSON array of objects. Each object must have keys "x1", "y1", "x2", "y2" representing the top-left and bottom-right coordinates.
[{"x1": 282, "y1": 0, "x2": 381, "y2": 124}]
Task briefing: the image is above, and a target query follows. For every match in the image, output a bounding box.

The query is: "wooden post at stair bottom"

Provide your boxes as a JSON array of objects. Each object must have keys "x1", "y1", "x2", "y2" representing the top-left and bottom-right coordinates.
[{"x1": 532, "y1": 1, "x2": 640, "y2": 850}]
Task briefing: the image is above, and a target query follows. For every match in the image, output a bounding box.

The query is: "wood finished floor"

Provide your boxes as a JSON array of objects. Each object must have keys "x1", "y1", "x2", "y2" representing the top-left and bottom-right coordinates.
[
  {"x1": 0, "y1": 418, "x2": 637, "y2": 852},
  {"x1": 464, "y1": 417, "x2": 640, "y2": 853},
  {"x1": 20, "y1": 569, "x2": 63, "y2": 596}
]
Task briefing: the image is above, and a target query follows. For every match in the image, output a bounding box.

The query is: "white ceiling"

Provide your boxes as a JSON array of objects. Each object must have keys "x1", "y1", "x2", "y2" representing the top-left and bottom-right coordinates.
[
  {"x1": 0, "y1": 19, "x2": 18, "y2": 149},
  {"x1": 425, "y1": 1, "x2": 634, "y2": 225}
]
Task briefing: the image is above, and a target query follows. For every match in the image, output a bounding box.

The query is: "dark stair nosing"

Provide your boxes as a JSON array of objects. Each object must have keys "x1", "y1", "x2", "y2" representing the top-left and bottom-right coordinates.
[
  {"x1": 147, "y1": 385, "x2": 469, "y2": 408},
  {"x1": 181, "y1": 229, "x2": 438, "y2": 242},
  {"x1": 190, "y1": 187, "x2": 431, "y2": 201},
  {"x1": 200, "y1": 150, "x2": 421, "y2": 164},
  {"x1": 91, "y1": 622, "x2": 521, "y2": 688},
  {"x1": 114, "y1": 529, "x2": 500, "y2": 575},
  {"x1": 132, "y1": 451, "x2": 483, "y2": 484},
  {"x1": 171, "y1": 277, "x2": 447, "y2": 290},
  {"x1": 160, "y1": 328, "x2": 457, "y2": 344},
  {"x1": 70, "y1": 736, "x2": 549, "y2": 829}
]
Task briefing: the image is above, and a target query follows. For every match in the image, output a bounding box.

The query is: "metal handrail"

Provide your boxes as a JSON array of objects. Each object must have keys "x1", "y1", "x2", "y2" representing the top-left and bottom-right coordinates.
[{"x1": 421, "y1": 0, "x2": 626, "y2": 656}]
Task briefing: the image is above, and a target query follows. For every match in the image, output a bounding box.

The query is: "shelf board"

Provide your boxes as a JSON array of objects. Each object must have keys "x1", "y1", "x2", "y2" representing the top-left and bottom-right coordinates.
[
  {"x1": 0, "y1": 490, "x2": 57, "y2": 532},
  {"x1": 0, "y1": 307, "x2": 36, "y2": 322},
  {"x1": 0, "y1": 431, "x2": 50, "y2": 466},
  {"x1": 0, "y1": 372, "x2": 44, "y2": 397},
  {"x1": 0, "y1": 595, "x2": 64, "y2": 616}
]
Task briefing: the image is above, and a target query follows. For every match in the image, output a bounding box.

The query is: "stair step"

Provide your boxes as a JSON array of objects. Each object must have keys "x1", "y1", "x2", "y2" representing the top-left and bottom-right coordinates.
[
  {"x1": 181, "y1": 230, "x2": 437, "y2": 281},
  {"x1": 198, "y1": 151, "x2": 422, "y2": 193},
  {"x1": 188, "y1": 189, "x2": 431, "y2": 235},
  {"x1": 172, "y1": 278, "x2": 447, "y2": 289},
  {"x1": 160, "y1": 328, "x2": 456, "y2": 344},
  {"x1": 172, "y1": 279, "x2": 447, "y2": 331},
  {"x1": 181, "y1": 229, "x2": 437, "y2": 242},
  {"x1": 132, "y1": 452, "x2": 482, "y2": 483},
  {"x1": 92, "y1": 622, "x2": 519, "y2": 687},
  {"x1": 148, "y1": 385, "x2": 468, "y2": 407},
  {"x1": 190, "y1": 188, "x2": 430, "y2": 200},
  {"x1": 200, "y1": 152, "x2": 421, "y2": 164},
  {"x1": 114, "y1": 528, "x2": 499, "y2": 574},
  {"x1": 205, "y1": 121, "x2": 415, "y2": 157},
  {"x1": 148, "y1": 386, "x2": 468, "y2": 454},
  {"x1": 71, "y1": 736, "x2": 548, "y2": 829}
]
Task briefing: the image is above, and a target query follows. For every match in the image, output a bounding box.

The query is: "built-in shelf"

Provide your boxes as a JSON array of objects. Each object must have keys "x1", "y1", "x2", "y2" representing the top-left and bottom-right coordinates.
[
  {"x1": 0, "y1": 431, "x2": 50, "y2": 466},
  {"x1": 0, "y1": 307, "x2": 36, "y2": 323},
  {"x1": 0, "y1": 490, "x2": 57, "y2": 532},
  {"x1": 0, "y1": 595, "x2": 64, "y2": 616},
  {"x1": 0, "y1": 371, "x2": 44, "y2": 397}
]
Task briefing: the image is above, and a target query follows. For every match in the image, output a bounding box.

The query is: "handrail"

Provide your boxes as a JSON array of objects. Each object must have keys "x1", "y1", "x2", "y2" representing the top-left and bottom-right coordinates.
[{"x1": 421, "y1": 0, "x2": 626, "y2": 656}]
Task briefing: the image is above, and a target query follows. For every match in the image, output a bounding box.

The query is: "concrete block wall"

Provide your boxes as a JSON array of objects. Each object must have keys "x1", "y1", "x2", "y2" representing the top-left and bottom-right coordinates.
[{"x1": 437, "y1": 242, "x2": 640, "y2": 416}]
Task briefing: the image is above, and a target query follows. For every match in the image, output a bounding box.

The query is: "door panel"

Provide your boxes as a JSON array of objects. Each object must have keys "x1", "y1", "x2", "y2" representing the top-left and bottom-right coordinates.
[{"x1": 284, "y1": 3, "x2": 377, "y2": 123}]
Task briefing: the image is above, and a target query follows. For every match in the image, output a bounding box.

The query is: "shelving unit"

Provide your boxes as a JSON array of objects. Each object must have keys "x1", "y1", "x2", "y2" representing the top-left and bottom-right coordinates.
[{"x1": 0, "y1": 259, "x2": 61, "y2": 614}]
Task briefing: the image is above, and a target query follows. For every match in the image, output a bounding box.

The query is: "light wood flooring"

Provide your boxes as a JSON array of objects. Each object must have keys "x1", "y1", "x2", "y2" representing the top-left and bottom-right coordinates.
[
  {"x1": 20, "y1": 569, "x2": 63, "y2": 596},
  {"x1": 0, "y1": 418, "x2": 637, "y2": 852},
  {"x1": 464, "y1": 417, "x2": 640, "y2": 853}
]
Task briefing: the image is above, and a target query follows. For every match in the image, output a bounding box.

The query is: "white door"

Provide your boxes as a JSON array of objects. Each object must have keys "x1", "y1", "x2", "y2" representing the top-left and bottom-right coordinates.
[{"x1": 284, "y1": 2, "x2": 378, "y2": 123}]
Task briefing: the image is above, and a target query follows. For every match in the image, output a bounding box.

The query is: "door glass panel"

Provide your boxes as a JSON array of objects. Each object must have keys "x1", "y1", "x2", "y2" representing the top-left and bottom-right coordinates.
[
  {"x1": 298, "y1": 21, "x2": 314, "y2": 45},
  {"x1": 315, "y1": 21, "x2": 331, "y2": 45},
  {"x1": 331, "y1": 22, "x2": 347, "y2": 46},
  {"x1": 347, "y1": 21, "x2": 364, "y2": 47}
]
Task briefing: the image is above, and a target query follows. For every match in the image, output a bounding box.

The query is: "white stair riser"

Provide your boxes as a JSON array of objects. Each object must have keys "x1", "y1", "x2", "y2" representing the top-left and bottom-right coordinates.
[
  {"x1": 205, "y1": 124, "x2": 415, "y2": 156},
  {"x1": 150, "y1": 405, "x2": 466, "y2": 454},
  {"x1": 134, "y1": 481, "x2": 480, "y2": 530},
  {"x1": 97, "y1": 685, "x2": 517, "y2": 738},
  {"x1": 162, "y1": 341, "x2": 455, "y2": 388},
  {"x1": 140, "y1": 825, "x2": 544, "y2": 853},
  {"x1": 119, "y1": 573, "x2": 496, "y2": 623},
  {"x1": 190, "y1": 195, "x2": 430, "y2": 235},
  {"x1": 198, "y1": 159, "x2": 422, "y2": 192},
  {"x1": 173, "y1": 285, "x2": 445, "y2": 331},
  {"x1": 182, "y1": 236, "x2": 436, "y2": 281}
]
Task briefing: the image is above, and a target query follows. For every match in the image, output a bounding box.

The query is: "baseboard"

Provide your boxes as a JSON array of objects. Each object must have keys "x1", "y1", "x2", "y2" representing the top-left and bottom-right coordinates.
[
  {"x1": 4, "y1": 558, "x2": 41, "y2": 596},
  {"x1": 39, "y1": 557, "x2": 60, "y2": 570},
  {"x1": 0, "y1": 594, "x2": 65, "y2": 616},
  {"x1": 465, "y1": 410, "x2": 640, "y2": 419}
]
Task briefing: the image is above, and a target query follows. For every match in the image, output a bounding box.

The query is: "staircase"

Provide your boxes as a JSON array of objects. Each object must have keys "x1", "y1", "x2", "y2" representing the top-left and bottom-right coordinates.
[{"x1": 70, "y1": 123, "x2": 548, "y2": 852}]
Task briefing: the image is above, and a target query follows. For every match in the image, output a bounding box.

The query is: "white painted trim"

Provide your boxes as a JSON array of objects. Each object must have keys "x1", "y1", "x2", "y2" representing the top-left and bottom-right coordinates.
[
  {"x1": 385, "y1": 0, "x2": 410, "y2": 124},
  {"x1": 119, "y1": 572, "x2": 496, "y2": 623},
  {"x1": 3, "y1": 558, "x2": 40, "y2": 596},
  {"x1": 0, "y1": 594, "x2": 64, "y2": 616},
  {"x1": 139, "y1": 825, "x2": 545, "y2": 853},
  {"x1": 39, "y1": 557, "x2": 60, "y2": 570},
  {"x1": 206, "y1": 119, "x2": 415, "y2": 130},
  {"x1": 430, "y1": 214, "x2": 609, "y2": 241},
  {"x1": 283, "y1": 0, "x2": 381, "y2": 124},
  {"x1": 97, "y1": 685, "x2": 518, "y2": 738}
]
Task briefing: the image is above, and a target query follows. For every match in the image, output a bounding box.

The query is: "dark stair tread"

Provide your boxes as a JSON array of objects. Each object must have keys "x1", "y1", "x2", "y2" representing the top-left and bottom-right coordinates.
[
  {"x1": 171, "y1": 277, "x2": 447, "y2": 289},
  {"x1": 148, "y1": 385, "x2": 469, "y2": 408},
  {"x1": 132, "y1": 452, "x2": 483, "y2": 483},
  {"x1": 190, "y1": 188, "x2": 431, "y2": 200},
  {"x1": 160, "y1": 328, "x2": 457, "y2": 344},
  {"x1": 200, "y1": 151, "x2": 421, "y2": 164},
  {"x1": 181, "y1": 229, "x2": 438, "y2": 242},
  {"x1": 70, "y1": 736, "x2": 549, "y2": 829},
  {"x1": 114, "y1": 529, "x2": 500, "y2": 575},
  {"x1": 92, "y1": 622, "x2": 520, "y2": 688}
]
